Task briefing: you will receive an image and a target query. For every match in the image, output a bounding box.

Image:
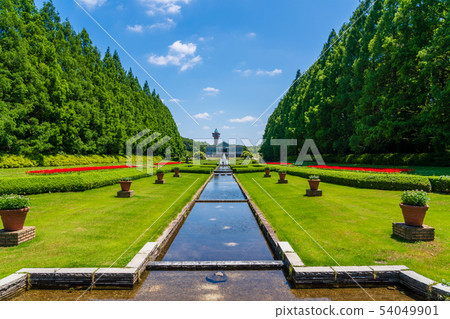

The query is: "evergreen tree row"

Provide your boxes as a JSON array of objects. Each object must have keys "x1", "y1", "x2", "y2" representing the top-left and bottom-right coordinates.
[
  {"x1": 261, "y1": 0, "x2": 449, "y2": 160},
  {"x1": 0, "y1": 0, "x2": 184, "y2": 158}
]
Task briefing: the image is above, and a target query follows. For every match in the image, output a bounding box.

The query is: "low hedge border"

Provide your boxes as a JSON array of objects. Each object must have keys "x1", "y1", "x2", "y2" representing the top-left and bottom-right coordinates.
[
  {"x1": 428, "y1": 176, "x2": 450, "y2": 194},
  {"x1": 0, "y1": 166, "x2": 211, "y2": 195},
  {"x1": 0, "y1": 154, "x2": 169, "y2": 169},
  {"x1": 233, "y1": 166, "x2": 433, "y2": 192},
  {"x1": 319, "y1": 153, "x2": 449, "y2": 167}
]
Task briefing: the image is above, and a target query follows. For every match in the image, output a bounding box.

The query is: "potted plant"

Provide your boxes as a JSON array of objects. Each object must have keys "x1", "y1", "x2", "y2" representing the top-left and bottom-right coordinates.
[
  {"x1": 264, "y1": 166, "x2": 271, "y2": 176},
  {"x1": 278, "y1": 169, "x2": 287, "y2": 181},
  {"x1": 308, "y1": 175, "x2": 320, "y2": 190},
  {"x1": 173, "y1": 167, "x2": 180, "y2": 177},
  {"x1": 400, "y1": 190, "x2": 430, "y2": 227},
  {"x1": 156, "y1": 169, "x2": 165, "y2": 181},
  {"x1": 0, "y1": 194, "x2": 31, "y2": 231},
  {"x1": 119, "y1": 177, "x2": 132, "y2": 192}
]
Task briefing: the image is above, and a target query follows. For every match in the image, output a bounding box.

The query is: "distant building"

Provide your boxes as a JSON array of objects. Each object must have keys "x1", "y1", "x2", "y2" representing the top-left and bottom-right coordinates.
[{"x1": 205, "y1": 129, "x2": 243, "y2": 157}]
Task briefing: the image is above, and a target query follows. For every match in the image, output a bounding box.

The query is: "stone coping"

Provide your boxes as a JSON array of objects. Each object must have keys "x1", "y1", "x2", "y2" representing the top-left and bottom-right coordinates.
[{"x1": 147, "y1": 260, "x2": 284, "y2": 271}]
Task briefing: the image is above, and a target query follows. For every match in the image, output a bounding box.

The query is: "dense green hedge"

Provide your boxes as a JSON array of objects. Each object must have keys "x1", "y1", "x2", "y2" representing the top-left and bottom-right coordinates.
[
  {"x1": 320, "y1": 153, "x2": 449, "y2": 167},
  {"x1": 429, "y1": 176, "x2": 450, "y2": 194},
  {"x1": 0, "y1": 166, "x2": 211, "y2": 195},
  {"x1": 234, "y1": 165, "x2": 432, "y2": 192},
  {"x1": 0, "y1": 154, "x2": 172, "y2": 169}
]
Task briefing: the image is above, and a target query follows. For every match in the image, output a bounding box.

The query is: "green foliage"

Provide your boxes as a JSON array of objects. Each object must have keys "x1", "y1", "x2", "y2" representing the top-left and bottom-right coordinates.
[
  {"x1": 0, "y1": 170, "x2": 151, "y2": 195},
  {"x1": 0, "y1": 194, "x2": 30, "y2": 210},
  {"x1": 309, "y1": 175, "x2": 320, "y2": 180},
  {"x1": 401, "y1": 190, "x2": 430, "y2": 207},
  {"x1": 428, "y1": 176, "x2": 450, "y2": 194},
  {"x1": 0, "y1": 155, "x2": 38, "y2": 168},
  {"x1": 261, "y1": 0, "x2": 449, "y2": 160},
  {"x1": 119, "y1": 177, "x2": 132, "y2": 182},
  {"x1": 156, "y1": 169, "x2": 164, "y2": 174},
  {"x1": 278, "y1": 169, "x2": 287, "y2": 174},
  {"x1": 41, "y1": 155, "x2": 126, "y2": 167},
  {"x1": 235, "y1": 166, "x2": 432, "y2": 192},
  {"x1": 321, "y1": 153, "x2": 450, "y2": 167},
  {"x1": 0, "y1": 0, "x2": 183, "y2": 158},
  {"x1": 194, "y1": 151, "x2": 206, "y2": 160}
]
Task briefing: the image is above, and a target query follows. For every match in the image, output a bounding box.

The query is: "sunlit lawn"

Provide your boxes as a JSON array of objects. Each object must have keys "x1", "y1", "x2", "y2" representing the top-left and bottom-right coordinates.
[
  {"x1": 237, "y1": 173, "x2": 449, "y2": 283},
  {"x1": 0, "y1": 173, "x2": 208, "y2": 279}
]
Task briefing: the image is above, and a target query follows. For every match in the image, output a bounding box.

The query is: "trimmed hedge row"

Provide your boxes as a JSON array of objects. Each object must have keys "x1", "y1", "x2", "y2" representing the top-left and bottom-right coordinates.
[
  {"x1": 428, "y1": 176, "x2": 450, "y2": 194},
  {"x1": 320, "y1": 153, "x2": 449, "y2": 167},
  {"x1": 234, "y1": 165, "x2": 433, "y2": 192},
  {"x1": 0, "y1": 154, "x2": 171, "y2": 169},
  {"x1": 0, "y1": 166, "x2": 211, "y2": 195}
]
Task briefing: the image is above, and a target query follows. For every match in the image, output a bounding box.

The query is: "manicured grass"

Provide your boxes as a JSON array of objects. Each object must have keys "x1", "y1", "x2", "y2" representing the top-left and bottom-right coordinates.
[
  {"x1": 0, "y1": 173, "x2": 209, "y2": 279},
  {"x1": 236, "y1": 173, "x2": 450, "y2": 283}
]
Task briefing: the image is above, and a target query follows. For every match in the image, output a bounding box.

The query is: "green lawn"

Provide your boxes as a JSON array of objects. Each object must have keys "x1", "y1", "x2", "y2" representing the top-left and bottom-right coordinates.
[
  {"x1": 236, "y1": 173, "x2": 450, "y2": 283},
  {"x1": 0, "y1": 173, "x2": 209, "y2": 279}
]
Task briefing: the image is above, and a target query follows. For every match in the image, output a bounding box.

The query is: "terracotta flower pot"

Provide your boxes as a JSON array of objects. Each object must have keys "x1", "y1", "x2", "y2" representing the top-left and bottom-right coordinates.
[
  {"x1": 278, "y1": 172, "x2": 287, "y2": 180},
  {"x1": 400, "y1": 203, "x2": 429, "y2": 227},
  {"x1": 119, "y1": 181, "x2": 132, "y2": 192},
  {"x1": 308, "y1": 179, "x2": 320, "y2": 191},
  {"x1": 157, "y1": 172, "x2": 165, "y2": 180},
  {"x1": 265, "y1": 169, "x2": 270, "y2": 175},
  {"x1": 0, "y1": 207, "x2": 30, "y2": 231},
  {"x1": 174, "y1": 169, "x2": 180, "y2": 177}
]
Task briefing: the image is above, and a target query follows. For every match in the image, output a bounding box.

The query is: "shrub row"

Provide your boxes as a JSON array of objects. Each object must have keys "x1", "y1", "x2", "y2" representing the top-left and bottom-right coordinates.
[
  {"x1": 320, "y1": 153, "x2": 449, "y2": 167},
  {"x1": 0, "y1": 155, "x2": 38, "y2": 168},
  {"x1": 234, "y1": 166, "x2": 433, "y2": 192},
  {"x1": 0, "y1": 166, "x2": 211, "y2": 195},
  {"x1": 0, "y1": 154, "x2": 171, "y2": 169},
  {"x1": 428, "y1": 176, "x2": 450, "y2": 194}
]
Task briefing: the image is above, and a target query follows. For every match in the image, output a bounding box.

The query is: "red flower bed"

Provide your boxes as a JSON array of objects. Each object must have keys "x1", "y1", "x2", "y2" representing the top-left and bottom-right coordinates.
[
  {"x1": 156, "y1": 162, "x2": 184, "y2": 165},
  {"x1": 26, "y1": 165, "x2": 136, "y2": 175},
  {"x1": 267, "y1": 162, "x2": 293, "y2": 165},
  {"x1": 308, "y1": 165, "x2": 414, "y2": 173}
]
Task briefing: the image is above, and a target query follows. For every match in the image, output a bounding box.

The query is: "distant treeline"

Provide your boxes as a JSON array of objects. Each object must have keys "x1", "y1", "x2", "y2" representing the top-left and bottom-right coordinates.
[
  {"x1": 261, "y1": 0, "x2": 449, "y2": 160},
  {"x1": 0, "y1": 0, "x2": 184, "y2": 158}
]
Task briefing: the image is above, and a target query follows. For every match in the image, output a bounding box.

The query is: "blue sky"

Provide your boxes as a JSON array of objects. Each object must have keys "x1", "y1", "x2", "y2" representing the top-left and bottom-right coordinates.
[{"x1": 36, "y1": 0, "x2": 361, "y2": 145}]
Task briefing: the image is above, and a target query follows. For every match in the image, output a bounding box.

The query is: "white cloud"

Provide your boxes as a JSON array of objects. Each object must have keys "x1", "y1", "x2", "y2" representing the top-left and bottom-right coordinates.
[
  {"x1": 128, "y1": 19, "x2": 176, "y2": 32},
  {"x1": 256, "y1": 68, "x2": 282, "y2": 76},
  {"x1": 214, "y1": 110, "x2": 225, "y2": 115},
  {"x1": 222, "y1": 125, "x2": 235, "y2": 130},
  {"x1": 202, "y1": 126, "x2": 211, "y2": 130},
  {"x1": 139, "y1": 0, "x2": 190, "y2": 15},
  {"x1": 148, "y1": 40, "x2": 202, "y2": 71},
  {"x1": 247, "y1": 32, "x2": 256, "y2": 38},
  {"x1": 229, "y1": 116, "x2": 257, "y2": 123},
  {"x1": 235, "y1": 68, "x2": 282, "y2": 77},
  {"x1": 169, "y1": 98, "x2": 181, "y2": 103},
  {"x1": 127, "y1": 25, "x2": 144, "y2": 33},
  {"x1": 203, "y1": 87, "x2": 220, "y2": 96},
  {"x1": 78, "y1": 0, "x2": 106, "y2": 9},
  {"x1": 194, "y1": 112, "x2": 212, "y2": 120}
]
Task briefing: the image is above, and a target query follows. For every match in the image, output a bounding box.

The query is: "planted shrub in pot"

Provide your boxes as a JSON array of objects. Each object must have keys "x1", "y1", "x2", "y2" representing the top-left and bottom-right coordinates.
[
  {"x1": 0, "y1": 194, "x2": 31, "y2": 231},
  {"x1": 119, "y1": 177, "x2": 132, "y2": 192},
  {"x1": 308, "y1": 175, "x2": 320, "y2": 191},
  {"x1": 400, "y1": 190, "x2": 430, "y2": 227},
  {"x1": 156, "y1": 169, "x2": 165, "y2": 181},
  {"x1": 278, "y1": 169, "x2": 287, "y2": 181},
  {"x1": 173, "y1": 167, "x2": 180, "y2": 177},
  {"x1": 264, "y1": 166, "x2": 271, "y2": 177}
]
